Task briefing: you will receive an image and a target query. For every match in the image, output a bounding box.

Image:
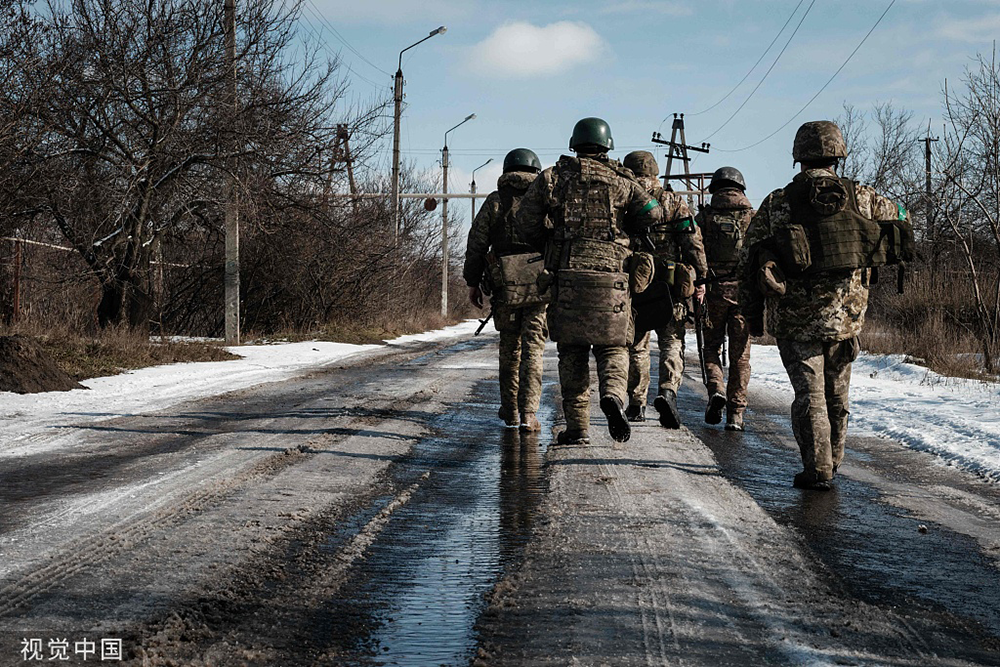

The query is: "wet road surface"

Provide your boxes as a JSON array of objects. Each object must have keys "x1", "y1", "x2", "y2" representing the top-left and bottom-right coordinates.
[{"x1": 1, "y1": 332, "x2": 999, "y2": 665}]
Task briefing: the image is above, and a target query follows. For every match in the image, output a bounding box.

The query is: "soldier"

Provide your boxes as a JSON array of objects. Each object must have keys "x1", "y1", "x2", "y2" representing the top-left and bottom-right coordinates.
[
  {"x1": 622, "y1": 151, "x2": 707, "y2": 429},
  {"x1": 739, "y1": 120, "x2": 910, "y2": 490},
  {"x1": 517, "y1": 118, "x2": 661, "y2": 445},
  {"x1": 464, "y1": 148, "x2": 546, "y2": 431},
  {"x1": 697, "y1": 167, "x2": 754, "y2": 432}
]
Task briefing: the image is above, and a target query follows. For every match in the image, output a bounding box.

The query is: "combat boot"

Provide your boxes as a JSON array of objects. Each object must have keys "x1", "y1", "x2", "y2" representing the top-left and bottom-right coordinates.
[
  {"x1": 725, "y1": 412, "x2": 744, "y2": 432},
  {"x1": 654, "y1": 390, "x2": 681, "y2": 429},
  {"x1": 600, "y1": 395, "x2": 631, "y2": 443},
  {"x1": 793, "y1": 471, "x2": 833, "y2": 491},
  {"x1": 625, "y1": 404, "x2": 646, "y2": 422},
  {"x1": 705, "y1": 392, "x2": 726, "y2": 425},
  {"x1": 498, "y1": 406, "x2": 519, "y2": 429},
  {"x1": 556, "y1": 429, "x2": 590, "y2": 445},
  {"x1": 519, "y1": 413, "x2": 541, "y2": 432}
]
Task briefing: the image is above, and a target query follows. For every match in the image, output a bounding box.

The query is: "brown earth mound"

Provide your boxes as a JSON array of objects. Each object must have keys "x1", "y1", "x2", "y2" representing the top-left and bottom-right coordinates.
[{"x1": 0, "y1": 335, "x2": 86, "y2": 393}]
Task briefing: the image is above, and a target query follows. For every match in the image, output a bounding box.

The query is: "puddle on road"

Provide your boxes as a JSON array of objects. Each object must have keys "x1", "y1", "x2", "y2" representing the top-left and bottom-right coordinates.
[
  {"x1": 686, "y1": 392, "x2": 1000, "y2": 639},
  {"x1": 321, "y1": 377, "x2": 556, "y2": 666}
]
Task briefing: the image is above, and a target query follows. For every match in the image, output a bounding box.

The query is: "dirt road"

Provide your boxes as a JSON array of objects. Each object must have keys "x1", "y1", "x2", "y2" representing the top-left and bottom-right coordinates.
[{"x1": 1, "y1": 332, "x2": 999, "y2": 666}]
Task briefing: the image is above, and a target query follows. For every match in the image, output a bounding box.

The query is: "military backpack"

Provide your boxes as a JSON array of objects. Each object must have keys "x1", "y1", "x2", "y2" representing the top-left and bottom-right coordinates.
[{"x1": 702, "y1": 205, "x2": 749, "y2": 272}]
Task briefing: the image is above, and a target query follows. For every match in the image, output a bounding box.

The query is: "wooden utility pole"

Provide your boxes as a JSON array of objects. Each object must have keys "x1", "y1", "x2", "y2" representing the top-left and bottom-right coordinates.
[
  {"x1": 325, "y1": 124, "x2": 358, "y2": 214},
  {"x1": 224, "y1": 0, "x2": 240, "y2": 345},
  {"x1": 651, "y1": 113, "x2": 711, "y2": 210},
  {"x1": 917, "y1": 127, "x2": 939, "y2": 246}
]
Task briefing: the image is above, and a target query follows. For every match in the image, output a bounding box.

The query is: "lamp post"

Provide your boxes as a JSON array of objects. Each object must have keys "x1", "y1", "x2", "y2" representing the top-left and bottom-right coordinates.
[
  {"x1": 441, "y1": 113, "x2": 476, "y2": 318},
  {"x1": 392, "y1": 26, "x2": 446, "y2": 243},
  {"x1": 470, "y1": 158, "x2": 492, "y2": 221}
]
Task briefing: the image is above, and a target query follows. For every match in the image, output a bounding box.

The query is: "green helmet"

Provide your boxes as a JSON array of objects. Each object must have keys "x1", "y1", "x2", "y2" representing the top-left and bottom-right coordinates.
[
  {"x1": 623, "y1": 150, "x2": 659, "y2": 177},
  {"x1": 793, "y1": 120, "x2": 847, "y2": 163},
  {"x1": 503, "y1": 148, "x2": 541, "y2": 174},
  {"x1": 709, "y1": 166, "x2": 746, "y2": 193},
  {"x1": 570, "y1": 117, "x2": 614, "y2": 152}
]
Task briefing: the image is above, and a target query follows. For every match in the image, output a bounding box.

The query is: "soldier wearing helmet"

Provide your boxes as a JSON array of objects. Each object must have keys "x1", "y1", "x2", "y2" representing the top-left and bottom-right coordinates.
[
  {"x1": 622, "y1": 150, "x2": 707, "y2": 428},
  {"x1": 516, "y1": 118, "x2": 662, "y2": 445},
  {"x1": 739, "y1": 120, "x2": 910, "y2": 490},
  {"x1": 464, "y1": 148, "x2": 546, "y2": 430},
  {"x1": 697, "y1": 166, "x2": 754, "y2": 432}
]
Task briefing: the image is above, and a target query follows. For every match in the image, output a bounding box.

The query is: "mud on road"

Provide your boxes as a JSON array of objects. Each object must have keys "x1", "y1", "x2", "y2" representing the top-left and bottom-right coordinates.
[{"x1": 1, "y1": 332, "x2": 1000, "y2": 666}]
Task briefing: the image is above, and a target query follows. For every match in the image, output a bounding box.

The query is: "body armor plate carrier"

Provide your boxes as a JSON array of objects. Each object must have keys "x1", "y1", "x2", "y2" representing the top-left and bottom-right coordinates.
[{"x1": 778, "y1": 176, "x2": 889, "y2": 276}]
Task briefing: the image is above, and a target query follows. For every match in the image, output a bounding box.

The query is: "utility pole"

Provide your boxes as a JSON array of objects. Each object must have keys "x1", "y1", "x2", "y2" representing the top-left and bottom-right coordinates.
[
  {"x1": 440, "y1": 113, "x2": 475, "y2": 319},
  {"x1": 652, "y1": 113, "x2": 710, "y2": 210},
  {"x1": 391, "y1": 68, "x2": 403, "y2": 241},
  {"x1": 917, "y1": 126, "x2": 939, "y2": 247},
  {"x1": 441, "y1": 143, "x2": 449, "y2": 318},
  {"x1": 393, "y1": 27, "x2": 447, "y2": 243},
  {"x1": 470, "y1": 158, "x2": 492, "y2": 228},
  {"x1": 224, "y1": 0, "x2": 239, "y2": 345}
]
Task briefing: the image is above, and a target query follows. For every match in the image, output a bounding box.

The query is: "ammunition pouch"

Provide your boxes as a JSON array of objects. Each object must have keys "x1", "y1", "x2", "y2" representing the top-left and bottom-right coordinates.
[
  {"x1": 879, "y1": 219, "x2": 915, "y2": 265},
  {"x1": 549, "y1": 269, "x2": 631, "y2": 346},
  {"x1": 671, "y1": 262, "x2": 696, "y2": 300},
  {"x1": 496, "y1": 252, "x2": 549, "y2": 308},
  {"x1": 626, "y1": 251, "x2": 656, "y2": 294}
]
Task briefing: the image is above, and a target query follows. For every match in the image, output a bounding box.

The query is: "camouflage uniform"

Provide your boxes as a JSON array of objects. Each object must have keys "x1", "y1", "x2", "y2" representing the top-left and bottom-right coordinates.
[
  {"x1": 463, "y1": 170, "x2": 547, "y2": 424},
  {"x1": 696, "y1": 188, "x2": 754, "y2": 419},
  {"x1": 740, "y1": 167, "x2": 903, "y2": 482},
  {"x1": 627, "y1": 176, "x2": 707, "y2": 408},
  {"x1": 517, "y1": 155, "x2": 658, "y2": 436}
]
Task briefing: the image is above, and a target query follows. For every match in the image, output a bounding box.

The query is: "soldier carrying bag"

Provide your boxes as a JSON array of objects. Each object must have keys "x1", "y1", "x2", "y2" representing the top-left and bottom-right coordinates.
[
  {"x1": 495, "y1": 252, "x2": 549, "y2": 308},
  {"x1": 549, "y1": 269, "x2": 631, "y2": 346}
]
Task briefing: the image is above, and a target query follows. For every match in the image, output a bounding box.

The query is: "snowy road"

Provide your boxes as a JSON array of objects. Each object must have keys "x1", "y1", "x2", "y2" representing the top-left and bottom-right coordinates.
[{"x1": 1, "y1": 325, "x2": 999, "y2": 665}]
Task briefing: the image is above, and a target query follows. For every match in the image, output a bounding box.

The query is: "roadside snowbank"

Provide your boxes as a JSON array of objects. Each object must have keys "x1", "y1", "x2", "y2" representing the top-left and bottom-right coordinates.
[
  {"x1": 0, "y1": 320, "x2": 481, "y2": 456},
  {"x1": 740, "y1": 335, "x2": 1000, "y2": 482}
]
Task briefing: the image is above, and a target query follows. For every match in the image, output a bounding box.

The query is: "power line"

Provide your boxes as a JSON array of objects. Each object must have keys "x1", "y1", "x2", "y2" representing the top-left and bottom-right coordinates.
[
  {"x1": 701, "y1": 0, "x2": 816, "y2": 142},
  {"x1": 687, "y1": 0, "x2": 806, "y2": 118},
  {"x1": 713, "y1": 0, "x2": 897, "y2": 153},
  {"x1": 301, "y1": 0, "x2": 391, "y2": 77},
  {"x1": 295, "y1": 4, "x2": 390, "y2": 92}
]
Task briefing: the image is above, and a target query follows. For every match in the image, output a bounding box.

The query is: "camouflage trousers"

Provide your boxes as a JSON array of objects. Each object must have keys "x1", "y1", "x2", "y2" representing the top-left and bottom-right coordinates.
[
  {"x1": 777, "y1": 337, "x2": 860, "y2": 481},
  {"x1": 557, "y1": 343, "x2": 628, "y2": 431},
  {"x1": 496, "y1": 303, "x2": 548, "y2": 418},
  {"x1": 703, "y1": 282, "x2": 751, "y2": 414},
  {"x1": 627, "y1": 314, "x2": 687, "y2": 407}
]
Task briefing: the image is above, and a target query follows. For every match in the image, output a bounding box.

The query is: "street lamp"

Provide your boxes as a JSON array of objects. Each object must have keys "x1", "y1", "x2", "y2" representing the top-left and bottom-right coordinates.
[
  {"x1": 392, "y1": 26, "x2": 447, "y2": 243},
  {"x1": 471, "y1": 158, "x2": 492, "y2": 221},
  {"x1": 441, "y1": 113, "x2": 476, "y2": 319}
]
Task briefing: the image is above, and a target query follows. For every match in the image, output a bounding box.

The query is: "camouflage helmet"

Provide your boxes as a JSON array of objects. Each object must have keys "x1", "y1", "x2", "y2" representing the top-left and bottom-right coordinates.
[
  {"x1": 503, "y1": 148, "x2": 541, "y2": 174},
  {"x1": 623, "y1": 150, "x2": 659, "y2": 177},
  {"x1": 570, "y1": 117, "x2": 614, "y2": 152},
  {"x1": 709, "y1": 166, "x2": 746, "y2": 193},
  {"x1": 792, "y1": 120, "x2": 847, "y2": 163}
]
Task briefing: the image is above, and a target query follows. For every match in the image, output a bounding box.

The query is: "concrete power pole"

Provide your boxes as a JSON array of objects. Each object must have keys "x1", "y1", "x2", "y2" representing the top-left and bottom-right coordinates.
[
  {"x1": 917, "y1": 129, "x2": 939, "y2": 246},
  {"x1": 224, "y1": 0, "x2": 240, "y2": 345},
  {"x1": 441, "y1": 144, "x2": 449, "y2": 318},
  {"x1": 391, "y1": 69, "x2": 403, "y2": 241}
]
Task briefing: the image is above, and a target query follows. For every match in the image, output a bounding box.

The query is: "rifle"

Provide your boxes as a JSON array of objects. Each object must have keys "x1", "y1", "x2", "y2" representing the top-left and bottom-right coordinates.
[
  {"x1": 693, "y1": 294, "x2": 708, "y2": 386},
  {"x1": 474, "y1": 307, "x2": 493, "y2": 336}
]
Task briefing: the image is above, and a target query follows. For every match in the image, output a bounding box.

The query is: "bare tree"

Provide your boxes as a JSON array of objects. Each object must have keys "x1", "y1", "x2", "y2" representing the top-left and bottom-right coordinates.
[
  {"x1": 939, "y1": 48, "x2": 1000, "y2": 373},
  {"x1": 8, "y1": 0, "x2": 384, "y2": 329}
]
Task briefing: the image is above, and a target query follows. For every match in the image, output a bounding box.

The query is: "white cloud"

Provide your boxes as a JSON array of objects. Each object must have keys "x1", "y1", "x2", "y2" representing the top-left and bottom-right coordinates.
[
  {"x1": 937, "y1": 14, "x2": 1000, "y2": 42},
  {"x1": 468, "y1": 21, "x2": 609, "y2": 78},
  {"x1": 598, "y1": 1, "x2": 692, "y2": 16}
]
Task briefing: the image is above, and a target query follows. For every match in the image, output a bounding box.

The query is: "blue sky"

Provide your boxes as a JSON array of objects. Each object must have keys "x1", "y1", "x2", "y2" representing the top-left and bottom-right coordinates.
[{"x1": 306, "y1": 0, "x2": 1000, "y2": 232}]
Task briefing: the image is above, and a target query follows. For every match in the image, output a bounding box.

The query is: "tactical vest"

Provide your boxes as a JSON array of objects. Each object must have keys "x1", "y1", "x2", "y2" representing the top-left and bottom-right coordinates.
[
  {"x1": 546, "y1": 156, "x2": 633, "y2": 346},
  {"x1": 702, "y1": 205, "x2": 750, "y2": 271},
  {"x1": 777, "y1": 175, "x2": 887, "y2": 276}
]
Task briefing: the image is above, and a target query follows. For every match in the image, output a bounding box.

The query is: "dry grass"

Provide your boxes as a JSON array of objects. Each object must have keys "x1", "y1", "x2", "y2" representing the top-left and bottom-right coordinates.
[
  {"x1": 862, "y1": 272, "x2": 992, "y2": 381},
  {"x1": 1, "y1": 321, "x2": 237, "y2": 381},
  {"x1": 255, "y1": 312, "x2": 465, "y2": 346}
]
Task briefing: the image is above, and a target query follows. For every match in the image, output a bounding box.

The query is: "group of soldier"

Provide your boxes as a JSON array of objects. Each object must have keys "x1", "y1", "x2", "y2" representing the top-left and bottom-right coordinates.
[{"x1": 463, "y1": 117, "x2": 910, "y2": 491}]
